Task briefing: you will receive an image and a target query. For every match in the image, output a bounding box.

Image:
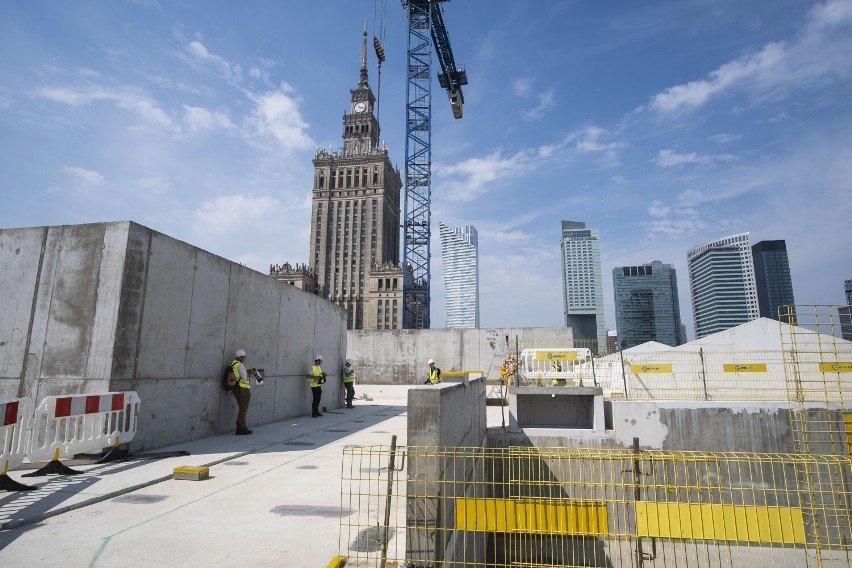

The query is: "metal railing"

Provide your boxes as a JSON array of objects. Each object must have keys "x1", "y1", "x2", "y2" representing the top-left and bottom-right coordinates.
[{"x1": 339, "y1": 444, "x2": 852, "y2": 567}]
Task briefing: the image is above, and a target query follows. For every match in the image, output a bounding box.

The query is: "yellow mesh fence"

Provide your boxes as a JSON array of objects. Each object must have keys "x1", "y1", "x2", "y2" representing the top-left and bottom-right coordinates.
[
  {"x1": 339, "y1": 445, "x2": 852, "y2": 567},
  {"x1": 781, "y1": 305, "x2": 852, "y2": 456}
]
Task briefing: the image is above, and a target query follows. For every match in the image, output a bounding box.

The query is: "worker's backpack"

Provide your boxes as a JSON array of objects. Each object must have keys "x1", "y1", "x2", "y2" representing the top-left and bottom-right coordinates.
[{"x1": 222, "y1": 361, "x2": 239, "y2": 391}]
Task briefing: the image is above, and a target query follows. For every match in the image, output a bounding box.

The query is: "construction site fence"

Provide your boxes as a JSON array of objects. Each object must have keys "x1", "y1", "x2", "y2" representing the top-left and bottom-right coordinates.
[{"x1": 339, "y1": 445, "x2": 852, "y2": 567}]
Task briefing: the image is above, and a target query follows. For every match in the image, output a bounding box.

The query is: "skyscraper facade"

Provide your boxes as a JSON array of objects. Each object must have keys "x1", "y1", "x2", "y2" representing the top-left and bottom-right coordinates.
[
  {"x1": 840, "y1": 279, "x2": 852, "y2": 341},
  {"x1": 308, "y1": 27, "x2": 403, "y2": 329},
  {"x1": 439, "y1": 223, "x2": 480, "y2": 328},
  {"x1": 613, "y1": 260, "x2": 685, "y2": 349},
  {"x1": 751, "y1": 240, "x2": 796, "y2": 321},
  {"x1": 687, "y1": 232, "x2": 759, "y2": 339},
  {"x1": 560, "y1": 220, "x2": 606, "y2": 351}
]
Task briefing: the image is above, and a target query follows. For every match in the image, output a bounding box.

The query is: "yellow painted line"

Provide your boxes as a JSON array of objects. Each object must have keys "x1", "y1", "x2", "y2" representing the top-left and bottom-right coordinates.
[
  {"x1": 454, "y1": 498, "x2": 608, "y2": 535},
  {"x1": 819, "y1": 361, "x2": 852, "y2": 373},
  {"x1": 535, "y1": 351, "x2": 578, "y2": 361},
  {"x1": 722, "y1": 363, "x2": 767, "y2": 373},
  {"x1": 629, "y1": 363, "x2": 673, "y2": 373},
  {"x1": 636, "y1": 502, "x2": 805, "y2": 544},
  {"x1": 325, "y1": 555, "x2": 346, "y2": 568}
]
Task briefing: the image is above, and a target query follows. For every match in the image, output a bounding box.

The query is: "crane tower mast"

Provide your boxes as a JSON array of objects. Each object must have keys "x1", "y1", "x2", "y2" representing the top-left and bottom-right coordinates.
[{"x1": 401, "y1": 0, "x2": 468, "y2": 329}]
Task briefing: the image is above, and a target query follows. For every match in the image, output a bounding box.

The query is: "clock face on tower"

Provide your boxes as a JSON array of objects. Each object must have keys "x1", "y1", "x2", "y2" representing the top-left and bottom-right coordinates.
[{"x1": 353, "y1": 102, "x2": 367, "y2": 113}]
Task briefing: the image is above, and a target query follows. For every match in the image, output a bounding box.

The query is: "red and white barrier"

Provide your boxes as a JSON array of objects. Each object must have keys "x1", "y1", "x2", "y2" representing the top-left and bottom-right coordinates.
[
  {"x1": 28, "y1": 391, "x2": 140, "y2": 463},
  {"x1": 0, "y1": 397, "x2": 34, "y2": 476}
]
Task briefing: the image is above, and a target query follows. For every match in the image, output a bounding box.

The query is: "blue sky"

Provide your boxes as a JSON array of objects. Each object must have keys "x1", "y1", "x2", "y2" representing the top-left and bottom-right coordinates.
[{"x1": 2, "y1": 1, "x2": 850, "y2": 335}]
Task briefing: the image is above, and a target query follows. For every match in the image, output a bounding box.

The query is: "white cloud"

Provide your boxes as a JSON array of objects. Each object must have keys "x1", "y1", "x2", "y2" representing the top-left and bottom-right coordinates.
[
  {"x1": 35, "y1": 85, "x2": 174, "y2": 129},
  {"x1": 63, "y1": 166, "x2": 105, "y2": 185},
  {"x1": 647, "y1": 201, "x2": 670, "y2": 218},
  {"x1": 566, "y1": 126, "x2": 627, "y2": 153},
  {"x1": 512, "y1": 77, "x2": 533, "y2": 96},
  {"x1": 655, "y1": 148, "x2": 735, "y2": 168},
  {"x1": 192, "y1": 194, "x2": 285, "y2": 235},
  {"x1": 182, "y1": 105, "x2": 234, "y2": 133},
  {"x1": 246, "y1": 83, "x2": 313, "y2": 150},
  {"x1": 434, "y1": 150, "x2": 529, "y2": 202},
  {"x1": 708, "y1": 133, "x2": 742, "y2": 144},
  {"x1": 650, "y1": 0, "x2": 852, "y2": 113},
  {"x1": 523, "y1": 89, "x2": 556, "y2": 120},
  {"x1": 186, "y1": 40, "x2": 242, "y2": 83}
]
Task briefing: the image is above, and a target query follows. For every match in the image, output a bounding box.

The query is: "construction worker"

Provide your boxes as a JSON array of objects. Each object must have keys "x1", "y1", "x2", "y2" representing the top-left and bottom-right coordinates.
[
  {"x1": 306, "y1": 355, "x2": 327, "y2": 417},
  {"x1": 231, "y1": 348, "x2": 252, "y2": 435},
  {"x1": 425, "y1": 358, "x2": 441, "y2": 385},
  {"x1": 342, "y1": 359, "x2": 356, "y2": 408}
]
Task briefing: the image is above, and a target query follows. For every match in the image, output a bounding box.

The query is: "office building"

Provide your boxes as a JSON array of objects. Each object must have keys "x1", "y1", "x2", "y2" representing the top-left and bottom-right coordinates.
[
  {"x1": 613, "y1": 260, "x2": 685, "y2": 349},
  {"x1": 687, "y1": 232, "x2": 759, "y2": 339},
  {"x1": 439, "y1": 223, "x2": 480, "y2": 328},
  {"x1": 751, "y1": 240, "x2": 796, "y2": 321},
  {"x1": 305, "y1": 26, "x2": 403, "y2": 329},
  {"x1": 841, "y1": 279, "x2": 852, "y2": 341},
  {"x1": 560, "y1": 220, "x2": 606, "y2": 351}
]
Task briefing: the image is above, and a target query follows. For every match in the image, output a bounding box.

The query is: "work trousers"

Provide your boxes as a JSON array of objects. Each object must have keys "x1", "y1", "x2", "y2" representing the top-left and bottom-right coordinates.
[
  {"x1": 233, "y1": 387, "x2": 251, "y2": 429},
  {"x1": 311, "y1": 386, "x2": 322, "y2": 416},
  {"x1": 344, "y1": 381, "x2": 355, "y2": 407}
]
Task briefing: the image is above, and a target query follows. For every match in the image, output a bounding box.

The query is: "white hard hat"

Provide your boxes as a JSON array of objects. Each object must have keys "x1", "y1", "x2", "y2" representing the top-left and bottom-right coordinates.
[
  {"x1": 428, "y1": 358, "x2": 435, "y2": 364},
  {"x1": 235, "y1": 348, "x2": 247, "y2": 357},
  {"x1": 314, "y1": 354, "x2": 323, "y2": 361},
  {"x1": 345, "y1": 359, "x2": 353, "y2": 365}
]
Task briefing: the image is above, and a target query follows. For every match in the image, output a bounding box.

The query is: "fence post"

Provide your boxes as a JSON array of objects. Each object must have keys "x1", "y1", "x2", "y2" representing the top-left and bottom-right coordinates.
[
  {"x1": 699, "y1": 347, "x2": 709, "y2": 400},
  {"x1": 591, "y1": 355, "x2": 598, "y2": 387},
  {"x1": 379, "y1": 435, "x2": 398, "y2": 568},
  {"x1": 619, "y1": 347, "x2": 629, "y2": 399},
  {"x1": 632, "y1": 437, "x2": 644, "y2": 567}
]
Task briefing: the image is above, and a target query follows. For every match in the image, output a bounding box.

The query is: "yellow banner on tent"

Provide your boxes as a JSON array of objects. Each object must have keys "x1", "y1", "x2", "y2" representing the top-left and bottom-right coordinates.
[
  {"x1": 629, "y1": 363, "x2": 673, "y2": 373},
  {"x1": 819, "y1": 362, "x2": 852, "y2": 373},
  {"x1": 723, "y1": 363, "x2": 767, "y2": 373},
  {"x1": 535, "y1": 351, "x2": 578, "y2": 361}
]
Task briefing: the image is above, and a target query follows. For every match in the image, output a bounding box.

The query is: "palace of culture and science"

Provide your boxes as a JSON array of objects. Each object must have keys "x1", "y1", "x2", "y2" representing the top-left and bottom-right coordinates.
[{"x1": 271, "y1": 27, "x2": 404, "y2": 330}]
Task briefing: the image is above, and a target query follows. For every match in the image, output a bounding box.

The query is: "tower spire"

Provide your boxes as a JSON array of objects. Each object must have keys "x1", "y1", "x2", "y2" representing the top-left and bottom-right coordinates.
[{"x1": 359, "y1": 22, "x2": 368, "y2": 86}]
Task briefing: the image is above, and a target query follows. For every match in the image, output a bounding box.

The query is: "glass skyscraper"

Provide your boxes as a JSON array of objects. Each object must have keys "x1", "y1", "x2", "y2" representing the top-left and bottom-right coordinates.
[
  {"x1": 613, "y1": 260, "x2": 685, "y2": 349},
  {"x1": 560, "y1": 220, "x2": 606, "y2": 352},
  {"x1": 751, "y1": 240, "x2": 796, "y2": 321},
  {"x1": 840, "y1": 279, "x2": 852, "y2": 341},
  {"x1": 687, "y1": 232, "x2": 759, "y2": 339},
  {"x1": 439, "y1": 223, "x2": 480, "y2": 328}
]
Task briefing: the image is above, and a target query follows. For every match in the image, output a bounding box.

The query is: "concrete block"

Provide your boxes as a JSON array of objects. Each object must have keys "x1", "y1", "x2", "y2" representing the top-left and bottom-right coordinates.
[
  {"x1": 135, "y1": 231, "x2": 196, "y2": 379},
  {"x1": 173, "y1": 465, "x2": 209, "y2": 481},
  {"x1": 0, "y1": 226, "x2": 46, "y2": 381},
  {"x1": 509, "y1": 386, "x2": 604, "y2": 430},
  {"x1": 85, "y1": 222, "x2": 129, "y2": 381},
  {"x1": 112, "y1": 223, "x2": 151, "y2": 380},
  {"x1": 184, "y1": 251, "x2": 230, "y2": 378},
  {"x1": 41, "y1": 223, "x2": 106, "y2": 379}
]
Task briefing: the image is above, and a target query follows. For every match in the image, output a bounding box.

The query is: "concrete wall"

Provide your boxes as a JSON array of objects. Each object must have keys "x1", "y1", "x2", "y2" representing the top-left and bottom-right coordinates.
[
  {"x1": 406, "y1": 379, "x2": 487, "y2": 566},
  {"x1": 489, "y1": 401, "x2": 801, "y2": 452},
  {"x1": 0, "y1": 221, "x2": 347, "y2": 450},
  {"x1": 349, "y1": 327, "x2": 572, "y2": 384}
]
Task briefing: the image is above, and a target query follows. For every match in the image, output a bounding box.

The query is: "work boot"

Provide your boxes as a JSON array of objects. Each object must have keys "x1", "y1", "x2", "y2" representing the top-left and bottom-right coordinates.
[
  {"x1": 312, "y1": 413, "x2": 322, "y2": 418},
  {"x1": 236, "y1": 428, "x2": 253, "y2": 435}
]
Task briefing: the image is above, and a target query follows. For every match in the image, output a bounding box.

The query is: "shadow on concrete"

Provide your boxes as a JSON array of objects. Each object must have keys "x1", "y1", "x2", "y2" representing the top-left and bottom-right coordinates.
[
  {"x1": 0, "y1": 458, "x2": 154, "y2": 551},
  {"x1": 242, "y1": 404, "x2": 407, "y2": 457}
]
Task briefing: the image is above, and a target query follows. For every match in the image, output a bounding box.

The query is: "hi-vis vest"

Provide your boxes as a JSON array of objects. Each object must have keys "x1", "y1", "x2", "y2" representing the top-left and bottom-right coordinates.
[
  {"x1": 309, "y1": 364, "x2": 323, "y2": 388},
  {"x1": 232, "y1": 360, "x2": 250, "y2": 389},
  {"x1": 342, "y1": 365, "x2": 356, "y2": 383},
  {"x1": 428, "y1": 367, "x2": 440, "y2": 384}
]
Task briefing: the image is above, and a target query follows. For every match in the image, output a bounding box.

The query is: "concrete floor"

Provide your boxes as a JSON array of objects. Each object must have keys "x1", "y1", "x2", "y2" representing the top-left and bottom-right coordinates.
[{"x1": 0, "y1": 400, "x2": 408, "y2": 567}]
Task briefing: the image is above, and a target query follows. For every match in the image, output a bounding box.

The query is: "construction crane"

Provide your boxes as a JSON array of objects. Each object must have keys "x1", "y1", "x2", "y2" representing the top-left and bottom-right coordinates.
[{"x1": 401, "y1": 0, "x2": 468, "y2": 329}]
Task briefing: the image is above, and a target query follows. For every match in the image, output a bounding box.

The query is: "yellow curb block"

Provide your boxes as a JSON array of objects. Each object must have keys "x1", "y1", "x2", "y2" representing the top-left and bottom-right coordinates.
[{"x1": 173, "y1": 466, "x2": 210, "y2": 481}]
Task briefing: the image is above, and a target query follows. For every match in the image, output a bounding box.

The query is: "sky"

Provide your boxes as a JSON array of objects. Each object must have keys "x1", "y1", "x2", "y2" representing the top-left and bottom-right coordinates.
[{"x1": 1, "y1": 0, "x2": 851, "y2": 337}]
